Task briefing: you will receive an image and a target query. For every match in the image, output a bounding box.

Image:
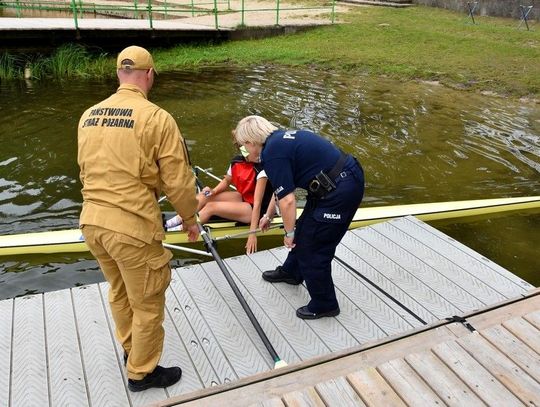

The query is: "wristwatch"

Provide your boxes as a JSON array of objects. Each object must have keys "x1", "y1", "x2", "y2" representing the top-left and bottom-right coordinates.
[{"x1": 284, "y1": 229, "x2": 295, "y2": 238}]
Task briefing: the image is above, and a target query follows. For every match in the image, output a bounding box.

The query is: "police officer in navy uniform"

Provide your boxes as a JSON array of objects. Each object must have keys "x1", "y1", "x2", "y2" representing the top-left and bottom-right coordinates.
[{"x1": 234, "y1": 115, "x2": 365, "y2": 319}]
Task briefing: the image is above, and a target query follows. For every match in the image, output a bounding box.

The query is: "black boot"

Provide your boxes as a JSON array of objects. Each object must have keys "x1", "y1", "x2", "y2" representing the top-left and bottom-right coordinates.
[
  {"x1": 296, "y1": 305, "x2": 340, "y2": 320},
  {"x1": 262, "y1": 266, "x2": 302, "y2": 285},
  {"x1": 128, "y1": 365, "x2": 182, "y2": 392}
]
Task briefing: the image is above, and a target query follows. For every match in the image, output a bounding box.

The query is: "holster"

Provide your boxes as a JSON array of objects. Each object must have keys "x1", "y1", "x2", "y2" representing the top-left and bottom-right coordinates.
[
  {"x1": 308, "y1": 171, "x2": 336, "y2": 199},
  {"x1": 308, "y1": 150, "x2": 348, "y2": 199}
]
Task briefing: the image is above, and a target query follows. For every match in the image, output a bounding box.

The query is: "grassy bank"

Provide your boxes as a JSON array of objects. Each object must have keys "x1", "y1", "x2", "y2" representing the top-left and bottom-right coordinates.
[{"x1": 1, "y1": 6, "x2": 539, "y2": 97}]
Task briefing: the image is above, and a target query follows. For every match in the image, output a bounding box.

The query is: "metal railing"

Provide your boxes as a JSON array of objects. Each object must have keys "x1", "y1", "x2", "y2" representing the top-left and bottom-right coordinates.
[{"x1": 0, "y1": 0, "x2": 337, "y2": 29}]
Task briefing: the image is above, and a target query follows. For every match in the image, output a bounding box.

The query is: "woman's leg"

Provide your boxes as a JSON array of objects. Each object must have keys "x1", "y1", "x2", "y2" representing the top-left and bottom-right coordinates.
[
  {"x1": 197, "y1": 190, "x2": 243, "y2": 212},
  {"x1": 199, "y1": 200, "x2": 253, "y2": 223}
]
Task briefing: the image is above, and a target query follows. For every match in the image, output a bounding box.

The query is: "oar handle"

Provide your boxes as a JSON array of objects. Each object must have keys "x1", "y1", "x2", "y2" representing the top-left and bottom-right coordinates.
[{"x1": 163, "y1": 242, "x2": 212, "y2": 257}]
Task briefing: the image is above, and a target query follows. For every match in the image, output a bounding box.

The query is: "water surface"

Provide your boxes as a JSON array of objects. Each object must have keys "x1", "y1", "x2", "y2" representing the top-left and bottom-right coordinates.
[{"x1": 0, "y1": 66, "x2": 538, "y2": 299}]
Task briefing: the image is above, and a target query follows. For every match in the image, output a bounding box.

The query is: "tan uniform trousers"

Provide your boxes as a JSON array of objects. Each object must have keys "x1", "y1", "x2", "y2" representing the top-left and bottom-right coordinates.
[{"x1": 82, "y1": 225, "x2": 172, "y2": 380}]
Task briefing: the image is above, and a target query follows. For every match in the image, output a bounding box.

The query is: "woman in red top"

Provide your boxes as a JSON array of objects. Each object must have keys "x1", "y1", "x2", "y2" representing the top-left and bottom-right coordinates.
[{"x1": 166, "y1": 146, "x2": 276, "y2": 254}]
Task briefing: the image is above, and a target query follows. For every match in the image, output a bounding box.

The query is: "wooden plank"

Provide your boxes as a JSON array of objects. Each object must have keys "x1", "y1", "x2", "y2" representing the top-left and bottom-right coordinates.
[
  {"x1": 44, "y1": 289, "x2": 89, "y2": 406},
  {"x1": 315, "y1": 376, "x2": 367, "y2": 406},
  {"x1": 167, "y1": 271, "x2": 223, "y2": 388},
  {"x1": 372, "y1": 220, "x2": 506, "y2": 307},
  {"x1": 502, "y1": 315, "x2": 540, "y2": 354},
  {"x1": 343, "y1": 229, "x2": 454, "y2": 321},
  {"x1": 405, "y1": 350, "x2": 485, "y2": 406},
  {"x1": 11, "y1": 294, "x2": 49, "y2": 407},
  {"x1": 178, "y1": 262, "x2": 269, "y2": 379},
  {"x1": 347, "y1": 367, "x2": 406, "y2": 406},
  {"x1": 480, "y1": 324, "x2": 540, "y2": 382},
  {"x1": 524, "y1": 309, "x2": 540, "y2": 330},
  {"x1": 463, "y1": 293, "x2": 540, "y2": 332},
  {"x1": 401, "y1": 217, "x2": 532, "y2": 296},
  {"x1": 0, "y1": 299, "x2": 13, "y2": 407},
  {"x1": 71, "y1": 284, "x2": 130, "y2": 406},
  {"x1": 458, "y1": 332, "x2": 540, "y2": 405},
  {"x1": 99, "y1": 283, "x2": 168, "y2": 406},
  {"x1": 377, "y1": 358, "x2": 444, "y2": 406},
  {"x1": 227, "y1": 253, "x2": 359, "y2": 354},
  {"x1": 248, "y1": 398, "x2": 287, "y2": 407},
  {"x1": 431, "y1": 339, "x2": 522, "y2": 406},
  {"x1": 282, "y1": 387, "x2": 326, "y2": 407}
]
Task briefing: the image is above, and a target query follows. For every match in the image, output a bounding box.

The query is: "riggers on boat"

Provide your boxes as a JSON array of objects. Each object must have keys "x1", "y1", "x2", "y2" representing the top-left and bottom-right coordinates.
[{"x1": 0, "y1": 196, "x2": 539, "y2": 257}]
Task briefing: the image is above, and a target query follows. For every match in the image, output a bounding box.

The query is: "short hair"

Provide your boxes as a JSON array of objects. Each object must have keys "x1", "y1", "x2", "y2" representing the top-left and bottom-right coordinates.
[{"x1": 234, "y1": 115, "x2": 278, "y2": 146}]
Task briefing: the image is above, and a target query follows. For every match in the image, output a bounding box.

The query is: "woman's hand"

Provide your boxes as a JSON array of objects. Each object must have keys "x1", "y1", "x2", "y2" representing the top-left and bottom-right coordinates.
[
  {"x1": 246, "y1": 234, "x2": 257, "y2": 254},
  {"x1": 259, "y1": 214, "x2": 271, "y2": 231},
  {"x1": 284, "y1": 235, "x2": 295, "y2": 250},
  {"x1": 202, "y1": 186, "x2": 213, "y2": 196}
]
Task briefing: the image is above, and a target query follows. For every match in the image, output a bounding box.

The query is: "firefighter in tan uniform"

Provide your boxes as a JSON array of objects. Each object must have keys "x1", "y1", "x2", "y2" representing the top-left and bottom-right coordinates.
[{"x1": 77, "y1": 46, "x2": 199, "y2": 392}]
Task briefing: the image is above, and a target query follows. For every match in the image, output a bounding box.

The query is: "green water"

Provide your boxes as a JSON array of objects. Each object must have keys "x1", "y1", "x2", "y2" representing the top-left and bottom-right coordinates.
[{"x1": 0, "y1": 66, "x2": 538, "y2": 300}]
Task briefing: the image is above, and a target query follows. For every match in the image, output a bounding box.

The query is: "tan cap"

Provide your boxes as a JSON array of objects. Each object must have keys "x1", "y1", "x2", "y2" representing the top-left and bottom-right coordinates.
[{"x1": 116, "y1": 46, "x2": 157, "y2": 74}]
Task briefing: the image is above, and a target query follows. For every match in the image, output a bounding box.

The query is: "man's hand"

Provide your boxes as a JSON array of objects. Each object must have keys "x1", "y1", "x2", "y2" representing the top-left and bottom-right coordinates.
[{"x1": 185, "y1": 223, "x2": 200, "y2": 242}]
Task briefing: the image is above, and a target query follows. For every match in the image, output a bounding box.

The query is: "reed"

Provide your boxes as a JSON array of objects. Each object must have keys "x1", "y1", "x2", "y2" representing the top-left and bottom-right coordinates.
[
  {"x1": 0, "y1": 53, "x2": 21, "y2": 80},
  {"x1": 0, "y1": 44, "x2": 111, "y2": 80}
]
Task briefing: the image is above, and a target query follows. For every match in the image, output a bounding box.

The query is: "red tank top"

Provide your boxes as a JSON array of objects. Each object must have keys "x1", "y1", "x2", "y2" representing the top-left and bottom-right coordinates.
[{"x1": 230, "y1": 159, "x2": 256, "y2": 205}]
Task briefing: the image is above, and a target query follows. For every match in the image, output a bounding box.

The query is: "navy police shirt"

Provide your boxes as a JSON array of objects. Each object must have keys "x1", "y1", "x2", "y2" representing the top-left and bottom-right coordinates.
[{"x1": 261, "y1": 129, "x2": 341, "y2": 200}]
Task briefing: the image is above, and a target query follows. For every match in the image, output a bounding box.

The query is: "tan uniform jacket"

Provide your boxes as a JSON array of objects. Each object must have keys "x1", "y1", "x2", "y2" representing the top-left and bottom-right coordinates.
[{"x1": 78, "y1": 83, "x2": 198, "y2": 244}]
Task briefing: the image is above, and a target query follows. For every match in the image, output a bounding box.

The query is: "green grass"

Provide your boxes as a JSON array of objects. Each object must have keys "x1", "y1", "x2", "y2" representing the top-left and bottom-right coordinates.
[{"x1": 1, "y1": 6, "x2": 539, "y2": 97}]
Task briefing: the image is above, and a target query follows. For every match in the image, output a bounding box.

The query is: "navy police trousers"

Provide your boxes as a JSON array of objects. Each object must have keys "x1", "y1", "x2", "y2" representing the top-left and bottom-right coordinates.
[{"x1": 282, "y1": 159, "x2": 365, "y2": 313}]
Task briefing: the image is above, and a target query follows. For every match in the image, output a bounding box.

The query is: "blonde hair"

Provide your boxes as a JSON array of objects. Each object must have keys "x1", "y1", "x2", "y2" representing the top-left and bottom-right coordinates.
[{"x1": 234, "y1": 115, "x2": 278, "y2": 146}]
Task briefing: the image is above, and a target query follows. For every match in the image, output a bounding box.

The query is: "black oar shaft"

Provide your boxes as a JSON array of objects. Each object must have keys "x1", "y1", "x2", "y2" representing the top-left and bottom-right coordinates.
[{"x1": 198, "y1": 224, "x2": 280, "y2": 363}]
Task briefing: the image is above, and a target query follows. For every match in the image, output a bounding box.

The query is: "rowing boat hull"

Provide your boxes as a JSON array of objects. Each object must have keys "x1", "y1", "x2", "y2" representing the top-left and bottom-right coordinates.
[{"x1": 1, "y1": 196, "x2": 539, "y2": 256}]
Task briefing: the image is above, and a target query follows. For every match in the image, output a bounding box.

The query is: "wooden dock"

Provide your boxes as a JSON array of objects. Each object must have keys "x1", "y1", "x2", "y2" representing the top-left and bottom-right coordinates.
[
  {"x1": 166, "y1": 289, "x2": 540, "y2": 406},
  {"x1": 0, "y1": 216, "x2": 536, "y2": 407}
]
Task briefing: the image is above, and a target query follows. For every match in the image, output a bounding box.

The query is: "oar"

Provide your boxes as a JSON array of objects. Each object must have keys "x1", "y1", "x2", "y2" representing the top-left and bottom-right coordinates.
[
  {"x1": 194, "y1": 165, "x2": 237, "y2": 191},
  {"x1": 197, "y1": 223, "x2": 287, "y2": 369},
  {"x1": 163, "y1": 242, "x2": 212, "y2": 257},
  {"x1": 215, "y1": 224, "x2": 283, "y2": 241}
]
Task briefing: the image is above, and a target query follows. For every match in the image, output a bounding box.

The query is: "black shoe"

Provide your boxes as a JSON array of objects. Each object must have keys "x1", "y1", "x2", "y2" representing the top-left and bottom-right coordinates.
[
  {"x1": 128, "y1": 366, "x2": 182, "y2": 392},
  {"x1": 262, "y1": 266, "x2": 302, "y2": 285},
  {"x1": 296, "y1": 305, "x2": 340, "y2": 320}
]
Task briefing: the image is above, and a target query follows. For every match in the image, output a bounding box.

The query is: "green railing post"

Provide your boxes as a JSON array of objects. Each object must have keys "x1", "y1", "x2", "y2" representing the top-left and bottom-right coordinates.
[
  {"x1": 134, "y1": 0, "x2": 138, "y2": 18},
  {"x1": 70, "y1": 0, "x2": 79, "y2": 29},
  {"x1": 275, "y1": 0, "x2": 280, "y2": 26},
  {"x1": 213, "y1": 0, "x2": 219, "y2": 29},
  {"x1": 15, "y1": 0, "x2": 21, "y2": 18},
  {"x1": 227, "y1": 0, "x2": 231, "y2": 11},
  {"x1": 241, "y1": 0, "x2": 245, "y2": 26},
  {"x1": 190, "y1": 0, "x2": 195, "y2": 17},
  {"x1": 148, "y1": 0, "x2": 153, "y2": 28},
  {"x1": 165, "y1": 0, "x2": 168, "y2": 18},
  {"x1": 331, "y1": 0, "x2": 336, "y2": 24},
  {"x1": 78, "y1": 0, "x2": 83, "y2": 18}
]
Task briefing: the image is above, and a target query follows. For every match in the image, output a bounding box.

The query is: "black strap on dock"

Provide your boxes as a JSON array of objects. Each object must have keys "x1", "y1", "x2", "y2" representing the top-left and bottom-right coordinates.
[
  {"x1": 467, "y1": 1, "x2": 478, "y2": 24},
  {"x1": 334, "y1": 255, "x2": 428, "y2": 325},
  {"x1": 518, "y1": 5, "x2": 533, "y2": 31},
  {"x1": 445, "y1": 315, "x2": 476, "y2": 332}
]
